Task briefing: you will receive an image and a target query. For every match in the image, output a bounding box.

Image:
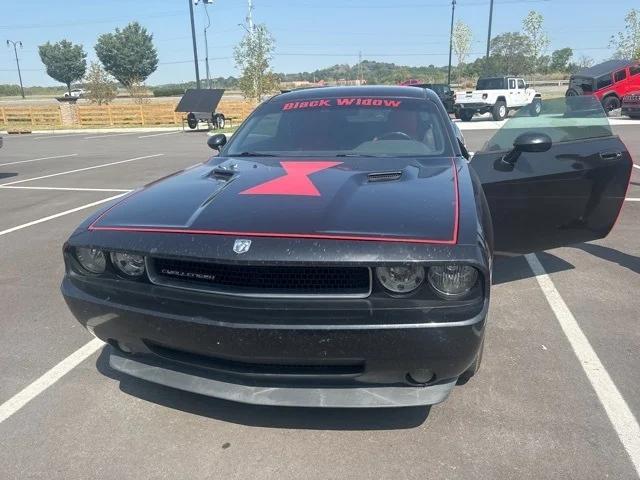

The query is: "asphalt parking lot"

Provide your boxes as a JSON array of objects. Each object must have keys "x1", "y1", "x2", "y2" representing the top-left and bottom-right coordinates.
[{"x1": 0, "y1": 125, "x2": 639, "y2": 480}]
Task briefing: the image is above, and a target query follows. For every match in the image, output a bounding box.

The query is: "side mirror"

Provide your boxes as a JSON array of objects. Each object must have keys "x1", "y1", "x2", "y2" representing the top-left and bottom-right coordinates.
[
  {"x1": 207, "y1": 133, "x2": 227, "y2": 150},
  {"x1": 500, "y1": 132, "x2": 552, "y2": 167}
]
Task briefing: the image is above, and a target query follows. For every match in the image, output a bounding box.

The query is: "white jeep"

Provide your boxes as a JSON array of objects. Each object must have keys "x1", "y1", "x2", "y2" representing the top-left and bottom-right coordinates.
[{"x1": 455, "y1": 76, "x2": 542, "y2": 122}]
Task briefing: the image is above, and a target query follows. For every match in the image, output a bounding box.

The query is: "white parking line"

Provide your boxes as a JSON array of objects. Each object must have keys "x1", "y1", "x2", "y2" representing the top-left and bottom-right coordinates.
[
  {"x1": 0, "y1": 193, "x2": 126, "y2": 236},
  {"x1": 0, "y1": 154, "x2": 163, "y2": 186},
  {"x1": 0, "y1": 153, "x2": 78, "y2": 168},
  {"x1": 626, "y1": 198, "x2": 640, "y2": 202},
  {"x1": 0, "y1": 339, "x2": 104, "y2": 425},
  {"x1": 0, "y1": 185, "x2": 131, "y2": 193},
  {"x1": 84, "y1": 132, "x2": 139, "y2": 140},
  {"x1": 138, "y1": 131, "x2": 180, "y2": 139},
  {"x1": 633, "y1": 164, "x2": 640, "y2": 170},
  {"x1": 525, "y1": 253, "x2": 640, "y2": 476}
]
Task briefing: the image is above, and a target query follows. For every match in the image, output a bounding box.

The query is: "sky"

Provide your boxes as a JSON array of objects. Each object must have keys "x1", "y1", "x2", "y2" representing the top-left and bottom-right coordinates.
[{"x1": 0, "y1": 0, "x2": 636, "y2": 87}]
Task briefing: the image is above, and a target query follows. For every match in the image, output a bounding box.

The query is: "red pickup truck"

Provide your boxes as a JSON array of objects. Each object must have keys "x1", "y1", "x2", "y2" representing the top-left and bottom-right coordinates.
[{"x1": 566, "y1": 60, "x2": 640, "y2": 115}]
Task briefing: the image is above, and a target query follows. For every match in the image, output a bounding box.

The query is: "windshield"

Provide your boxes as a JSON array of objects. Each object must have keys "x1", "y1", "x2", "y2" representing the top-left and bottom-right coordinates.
[
  {"x1": 476, "y1": 78, "x2": 506, "y2": 90},
  {"x1": 482, "y1": 96, "x2": 612, "y2": 152},
  {"x1": 225, "y1": 96, "x2": 453, "y2": 158}
]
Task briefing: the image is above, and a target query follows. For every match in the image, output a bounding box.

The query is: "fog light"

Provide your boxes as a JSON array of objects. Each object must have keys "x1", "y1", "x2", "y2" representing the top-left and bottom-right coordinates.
[
  {"x1": 75, "y1": 247, "x2": 106, "y2": 274},
  {"x1": 407, "y1": 369, "x2": 434, "y2": 385},
  {"x1": 110, "y1": 252, "x2": 145, "y2": 277}
]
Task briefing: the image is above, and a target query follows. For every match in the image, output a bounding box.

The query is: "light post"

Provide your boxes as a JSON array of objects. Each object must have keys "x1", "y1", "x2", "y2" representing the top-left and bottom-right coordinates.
[
  {"x1": 6, "y1": 40, "x2": 25, "y2": 99},
  {"x1": 188, "y1": 0, "x2": 201, "y2": 89},
  {"x1": 203, "y1": 1, "x2": 212, "y2": 88},
  {"x1": 485, "y1": 0, "x2": 494, "y2": 73},
  {"x1": 447, "y1": 0, "x2": 456, "y2": 86}
]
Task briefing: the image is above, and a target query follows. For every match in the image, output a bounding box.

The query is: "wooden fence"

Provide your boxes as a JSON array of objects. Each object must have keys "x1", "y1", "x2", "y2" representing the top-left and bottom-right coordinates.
[
  {"x1": 0, "y1": 106, "x2": 63, "y2": 129},
  {"x1": 0, "y1": 100, "x2": 257, "y2": 130}
]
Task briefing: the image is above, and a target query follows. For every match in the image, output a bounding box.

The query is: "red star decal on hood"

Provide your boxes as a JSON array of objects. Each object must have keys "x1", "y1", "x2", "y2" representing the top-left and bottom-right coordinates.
[{"x1": 240, "y1": 161, "x2": 342, "y2": 196}]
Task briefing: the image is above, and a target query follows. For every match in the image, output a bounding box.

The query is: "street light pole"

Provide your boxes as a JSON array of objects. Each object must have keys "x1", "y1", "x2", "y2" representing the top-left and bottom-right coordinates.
[
  {"x1": 447, "y1": 0, "x2": 456, "y2": 86},
  {"x1": 188, "y1": 0, "x2": 201, "y2": 89},
  {"x1": 203, "y1": 2, "x2": 212, "y2": 88},
  {"x1": 6, "y1": 40, "x2": 25, "y2": 99},
  {"x1": 485, "y1": 0, "x2": 494, "y2": 73}
]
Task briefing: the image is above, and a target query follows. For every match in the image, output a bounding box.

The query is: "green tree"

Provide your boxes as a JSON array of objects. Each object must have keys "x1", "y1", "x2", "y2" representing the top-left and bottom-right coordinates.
[
  {"x1": 522, "y1": 11, "x2": 550, "y2": 73},
  {"x1": 234, "y1": 24, "x2": 279, "y2": 100},
  {"x1": 38, "y1": 40, "x2": 87, "y2": 95},
  {"x1": 550, "y1": 48, "x2": 573, "y2": 73},
  {"x1": 610, "y1": 8, "x2": 640, "y2": 60},
  {"x1": 452, "y1": 21, "x2": 473, "y2": 67},
  {"x1": 84, "y1": 61, "x2": 117, "y2": 105},
  {"x1": 95, "y1": 22, "x2": 158, "y2": 92},
  {"x1": 489, "y1": 32, "x2": 535, "y2": 76}
]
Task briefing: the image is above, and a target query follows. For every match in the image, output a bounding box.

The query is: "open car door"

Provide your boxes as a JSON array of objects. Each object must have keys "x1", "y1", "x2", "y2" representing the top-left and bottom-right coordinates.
[{"x1": 470, "y1": 97, "x2": 632, "y2": 254}]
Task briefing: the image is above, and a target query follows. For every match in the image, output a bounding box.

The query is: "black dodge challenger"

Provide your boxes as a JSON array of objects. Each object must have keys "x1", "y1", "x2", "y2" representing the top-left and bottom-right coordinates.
[{"x1": 61, "y1": 87, "x2": 632, "y2": 408}]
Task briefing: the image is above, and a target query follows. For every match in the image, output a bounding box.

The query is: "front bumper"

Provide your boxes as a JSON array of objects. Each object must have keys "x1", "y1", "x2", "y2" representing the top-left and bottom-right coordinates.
[{"x1": 62, "y1": 275, "x2": 487, "y2": 407}]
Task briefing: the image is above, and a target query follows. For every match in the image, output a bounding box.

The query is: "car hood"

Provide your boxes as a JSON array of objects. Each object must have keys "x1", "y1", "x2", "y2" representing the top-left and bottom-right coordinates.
[{"x1": 89, "y1": 156, "x2": 459, "y2": 244}]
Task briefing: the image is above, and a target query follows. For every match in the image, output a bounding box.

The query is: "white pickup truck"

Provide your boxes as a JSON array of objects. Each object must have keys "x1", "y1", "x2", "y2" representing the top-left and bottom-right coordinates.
[{"x1": 455, "y1": 76, "x2": 542, "y2": 122}]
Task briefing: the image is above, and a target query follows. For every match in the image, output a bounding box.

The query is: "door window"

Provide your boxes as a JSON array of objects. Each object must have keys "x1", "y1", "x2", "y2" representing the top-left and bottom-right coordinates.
[
  {"x1": 481, "y1": 97, "x2": 612, "y2": 152},
  {"x1": 517, "y1": 79, "x2": 526, "y2": 89},
  {"x1": 508, "y1": 79, "x2": 516, "y2": 89},
  {"x1": 629, "y1": 65, "x2": 640, "y2": 77},
  {"x1": 614, "y1": 70, "x2": 627, "y2": 83},
  {"x1": 596, "y1": 74, "x2": 613, "y2": 90}
]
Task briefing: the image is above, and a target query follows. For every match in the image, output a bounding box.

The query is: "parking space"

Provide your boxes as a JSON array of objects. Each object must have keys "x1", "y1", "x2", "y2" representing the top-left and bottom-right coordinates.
[{"x1": 0, "y1": 127, "x2": 639, "y2": 479}]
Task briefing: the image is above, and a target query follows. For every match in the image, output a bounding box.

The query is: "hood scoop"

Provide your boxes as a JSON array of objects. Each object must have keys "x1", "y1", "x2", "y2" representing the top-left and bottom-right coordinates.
[
  {"x1": 367, "y1": 171, "x2": 403, "y2": 183},
  {"x1": 210, "y1": 167, "x2": 236, "y2": 181}
]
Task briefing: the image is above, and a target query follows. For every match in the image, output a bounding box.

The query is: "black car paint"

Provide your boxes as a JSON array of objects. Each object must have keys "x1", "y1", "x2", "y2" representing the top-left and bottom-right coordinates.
[{"x1": 61, "y1": 86, "x2": 632, "y2": 407}]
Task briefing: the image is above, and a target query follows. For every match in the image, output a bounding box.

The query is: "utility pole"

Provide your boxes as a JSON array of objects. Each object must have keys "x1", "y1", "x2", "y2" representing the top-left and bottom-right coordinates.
[
  {"x1": 202, "y1": 0, "x2": 212, "y2": 88},
  {"x1": 6, "y1": 40, "x2": 25, "y2": 99},
  {"x1": 188, "y1": 0, "x2": 201, "y2": 89},
  {"x1": 447, "y1": 0, "x2": 456, "y2": 86},
  {"x1": 246, "y1": 0, "x2": 254, "y2": 33},
  {"x1": 358, "y1": 51, "x2": 363, "y2": 85},
  {"x1": 485, "y1": 0, "x2": 494, "y2": 74}
]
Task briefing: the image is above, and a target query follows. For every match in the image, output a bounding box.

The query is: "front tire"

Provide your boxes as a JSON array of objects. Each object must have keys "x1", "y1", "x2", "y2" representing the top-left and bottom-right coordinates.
[
  {"x1": 459, "y1": 109, "x2": 474, "y2": 122},
  {"x1": 530, "y1": 98, "x2": 542, "y2": 116},
  {"x1": 492, "y1": 101, "x2": 507, "y2": 121},
  {"x1": 602, "y1": 96, "x2": 621, "y2": 116}
]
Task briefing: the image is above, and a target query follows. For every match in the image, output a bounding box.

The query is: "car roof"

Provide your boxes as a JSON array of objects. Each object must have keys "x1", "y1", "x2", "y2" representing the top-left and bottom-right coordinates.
[
  {"x1": 575, "y1": 59, "x2": 633, "y2": 78},
  {"x1": 271, "y1": 85, "x2": 435, "y2": 102}
]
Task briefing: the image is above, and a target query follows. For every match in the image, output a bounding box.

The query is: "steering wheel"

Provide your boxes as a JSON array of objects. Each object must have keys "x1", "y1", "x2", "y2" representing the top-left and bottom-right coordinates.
[{"x1": 377, "y1": 131, "x2": 413, "y2": 141}]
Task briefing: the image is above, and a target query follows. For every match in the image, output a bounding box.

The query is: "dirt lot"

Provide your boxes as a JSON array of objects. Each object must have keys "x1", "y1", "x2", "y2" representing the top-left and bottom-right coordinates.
[{"x1": 0, "y1": 125, "x2": 638, "y2": 479}]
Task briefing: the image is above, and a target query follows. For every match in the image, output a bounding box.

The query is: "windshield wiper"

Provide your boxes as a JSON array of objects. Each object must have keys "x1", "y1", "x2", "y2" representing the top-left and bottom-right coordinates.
[{"x1": 234, "y1": 151, "x2": 277, "y2": 157}]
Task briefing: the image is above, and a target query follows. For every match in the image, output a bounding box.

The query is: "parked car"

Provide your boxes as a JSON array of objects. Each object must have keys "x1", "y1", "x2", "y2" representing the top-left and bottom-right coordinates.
[
  {"x1": 61, "y1": 87, "x2": 631, "y2": 409},
  {"x1": 621, "y1": 91, "x2": 640, "y2": 119},
  {"x1": 455, "y1": 76, "x2": 542, "y2": 121},
  {"x1": 566, "y1": 60, "x2": 640, "y2": 115},
  {"x1": 64, "y1": 88, "x2": 86, "y2": 98},
  {"x1": 406, "y1": 83, "x2": 456, "y2": 114}
]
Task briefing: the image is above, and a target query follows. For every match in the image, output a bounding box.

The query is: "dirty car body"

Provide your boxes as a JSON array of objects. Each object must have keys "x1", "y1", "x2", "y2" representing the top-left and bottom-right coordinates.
[{"x1": 61, "y1": 87, "x2": 632, "y2": 408}]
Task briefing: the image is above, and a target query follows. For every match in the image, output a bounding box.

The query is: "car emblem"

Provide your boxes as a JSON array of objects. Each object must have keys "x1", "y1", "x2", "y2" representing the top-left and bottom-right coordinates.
[{"x1": 233, "y1": 239, "x2": 252, "y2": 254}]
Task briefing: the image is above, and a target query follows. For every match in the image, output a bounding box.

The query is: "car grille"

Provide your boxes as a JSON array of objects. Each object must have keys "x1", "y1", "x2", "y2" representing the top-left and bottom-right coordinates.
[
  {"x1": 624, "y1": 94, "x2": 640, "y2": 103},
  {"x1": 148, "y1": 257, "x2": 372, "y2": 298}
]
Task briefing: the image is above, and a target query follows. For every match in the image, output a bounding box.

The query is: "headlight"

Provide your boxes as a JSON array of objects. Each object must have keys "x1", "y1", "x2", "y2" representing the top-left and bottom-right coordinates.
[
  {"x1": 75, "y1": 247, "x2": 106, "y2": 274},
  {"x1": 376, "y1": 265, "x2": 425, "y2": 294},
  {"x1": 110, "y1": 252, "x2": 146, "y2": 277},
  {"x1": 428, "y1": 264, "x2": 479, "y2": 299}
]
